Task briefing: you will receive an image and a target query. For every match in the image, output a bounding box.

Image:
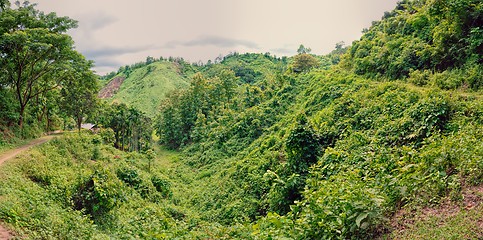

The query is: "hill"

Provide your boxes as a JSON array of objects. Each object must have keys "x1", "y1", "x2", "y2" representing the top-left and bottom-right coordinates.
[
  {"x1": 344, "y1": 0, "x2": 482, "y2": 88},
  {"x1": 99, "y1": 61, "x2": 193, "y2": 117},
  {"x1": 99, "y1": 53, "x2": 291, "y2": 118}
]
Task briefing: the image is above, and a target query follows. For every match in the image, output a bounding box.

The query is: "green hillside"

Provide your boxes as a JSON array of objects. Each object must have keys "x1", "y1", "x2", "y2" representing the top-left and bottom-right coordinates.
[
  {"x1": 202, "y1": 52, "x2": 289, "y2": 84},
  {"x1": 100, "y1": 54, "x2": 291, "y2": 118},
  {"x1": 101, "y1": 61, "x2": 193, "y2": 117},
  {"x1": 1, "y1": 0, "x2": 482, "y2": 239}
]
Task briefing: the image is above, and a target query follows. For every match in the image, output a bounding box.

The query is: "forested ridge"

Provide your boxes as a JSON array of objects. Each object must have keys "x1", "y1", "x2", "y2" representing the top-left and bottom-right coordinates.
[{"x1": 0, "y1": 0, "x2": 482, "y2": 239}]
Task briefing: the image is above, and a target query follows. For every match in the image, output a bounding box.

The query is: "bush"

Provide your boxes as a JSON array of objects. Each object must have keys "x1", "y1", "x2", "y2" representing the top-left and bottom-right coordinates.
[
  {"x1": 99, "y1": 127, "x2": 115, "y2": 145},
  {"x1": 91, "y1": 146, "x2": 101, "y2": 160},
  {"x1": 72, "y1": 168, "x2": 126, "y2": 219},
  {"x1": 116, "y1": 168, "x2": 142, "y2": 188},
  {"x1": 408, "y1": 69, "x2": 431, "y2": 86},
  {"x1": 151, "y1": 175, "x2": 172, "y2": 199}
]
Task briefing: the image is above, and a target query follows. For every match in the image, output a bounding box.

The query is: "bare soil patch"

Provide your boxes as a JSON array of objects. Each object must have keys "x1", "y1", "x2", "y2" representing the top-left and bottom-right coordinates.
[
  {"x1": 0, "y1": 222, "x2": 13, "y2": 240},
  {"x1": 98, "y1": 76, "x2": 125, "y2": 99}
]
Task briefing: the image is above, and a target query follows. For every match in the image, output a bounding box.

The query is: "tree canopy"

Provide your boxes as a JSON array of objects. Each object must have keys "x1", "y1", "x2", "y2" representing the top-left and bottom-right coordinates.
[
  {"x1": 0, "y1": 3, "x2": 83, "y2": 129},
  {"x1": 60, "y1": 58, "x2": 99, "y2": 131}
]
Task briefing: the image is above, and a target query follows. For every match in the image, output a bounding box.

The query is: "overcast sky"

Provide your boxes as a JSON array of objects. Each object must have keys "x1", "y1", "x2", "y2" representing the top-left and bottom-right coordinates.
[{"x1": 29, "y1": 0, "x2": 399, "y2": 75}]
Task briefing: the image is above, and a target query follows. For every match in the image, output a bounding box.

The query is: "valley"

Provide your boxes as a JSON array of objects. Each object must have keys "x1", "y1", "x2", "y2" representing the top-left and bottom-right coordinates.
[{"x1": 0, "y1": 0, "x2": 482, "y2": 239}]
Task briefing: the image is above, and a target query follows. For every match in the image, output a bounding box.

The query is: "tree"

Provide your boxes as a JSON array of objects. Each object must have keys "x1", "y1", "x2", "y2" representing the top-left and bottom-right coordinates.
[
  {"x1": 329, "y1": 41, "x2": 347, "y2": 64},
  {"x1": 286, "y1": 114, "x2": 321, "y2": 175},
  {"x1": 0, "y1": 3, "x2": 79, "y2": 129},
  {"x1": 335, "y1": 41, "x2": 345, "y2": 51},
  {"x1": 291, "y1": 53, "x2": 320, "y2": 73},
  {"x1": 146, "y1": 56, "x2": 155, "y2": 64},
  {"x1": 60, "y1": 58, "x2": 99, "y2": 132},
  {"x1": 155, "y1": 91, "x2": 186, "y2": 149},
  {"x1": 103, "y1": 103, "x2": 152, "y2": 152},
  {"x1": 297, "y1": 44, "x2": 311, "y2": 54},
  {"x1": 0, "y1": 88, "x2": 18, "y2": 126},
  {"x1": 268, "y1": 114, "x2": 321, "y2": 214},
  {"x1": 0, "y1": 0, "x2": 8, "y2": 11}
]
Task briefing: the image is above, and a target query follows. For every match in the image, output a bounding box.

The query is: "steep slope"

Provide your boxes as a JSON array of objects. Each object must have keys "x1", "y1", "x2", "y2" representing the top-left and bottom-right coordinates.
[
  {"x1": 98, "y1": 76, "x2": 125, "y2": 99},
  {"x1": 345, "y1": 0, "x2": 482, "y2": 88},
  {"x1": 152, "y1": 0, "x2": 483, "y2": 238},
  {"x1": 100, "y1": 61, "x2": 192, "y2": 117}
]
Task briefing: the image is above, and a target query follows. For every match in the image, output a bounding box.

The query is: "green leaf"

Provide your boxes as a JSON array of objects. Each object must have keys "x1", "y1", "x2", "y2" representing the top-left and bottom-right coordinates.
[{"x1": 355, "y1": 212, "x2": 369, "y2": 227}]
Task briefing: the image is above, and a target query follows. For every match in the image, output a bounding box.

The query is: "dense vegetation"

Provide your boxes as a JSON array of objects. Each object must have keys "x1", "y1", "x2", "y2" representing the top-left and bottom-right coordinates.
[
  {"x1": 100, "y1": 52, "x2": 293, "y2": 117},
  {"x1": 0, "y1": 1, "x2": 153, "y2": 154},
  {"x1": 0, "y1": 1, "x2": 98, "y2": 142},
  {"x1": 0, "y1": 0, "x2": 482, "y2": 239},
  {"x1": 345, "y1": 0, "x2": 482, "y2": 88}
]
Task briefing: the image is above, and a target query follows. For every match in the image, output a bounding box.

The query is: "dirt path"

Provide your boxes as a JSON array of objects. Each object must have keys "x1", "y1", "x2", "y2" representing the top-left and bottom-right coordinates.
[
  {"x1": 0, "y1": 133, "x2": 61, "y2": 166},
  {"x1": 0, "y1": 132, "x2": 61, "y2": 239},
  {"x1": 0, "y1": 223, "x2": 12, "y2": 240}
]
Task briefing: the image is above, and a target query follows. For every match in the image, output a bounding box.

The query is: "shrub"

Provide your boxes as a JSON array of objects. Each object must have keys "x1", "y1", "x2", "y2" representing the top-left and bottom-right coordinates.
[
  {"x1": 72, "y1": 168, "x2": 126, "y2": 219},
  {"x1": 151, "y1": 175, "x2": 172, "y2": 199},
  {"x1": 91, "y1": 146, "x2": 101, "y2": 161},
  {"x1": 99, "y1": 127, "x2": 115, "y2": 145},
  {"x1": 116, "y1": 168, "x2": 142, "y2": 188},
  {"x1": 285, "y1": 114, "x2": 321, "y2": 175}
]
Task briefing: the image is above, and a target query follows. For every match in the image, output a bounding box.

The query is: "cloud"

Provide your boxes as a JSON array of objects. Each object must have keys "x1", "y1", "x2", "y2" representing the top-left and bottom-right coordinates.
[
  {"x1": 165, "y1": 36, "x2": 259, "y2": 50},
  {"x1": 91, "y1": 57, "x2": 123, "y2": 68},
  {"x1": 81, "y1": 45, "x2": 156, "y2": 59},
  {"x1": 75, "y1": 11, "x2": 118, "y2": 32},
  {"x1": 80, "y1": 45, "x2": 158, "y2": 72},
  {"x1": 270, "y1": 47, "x2": 295, "y2": 55}
]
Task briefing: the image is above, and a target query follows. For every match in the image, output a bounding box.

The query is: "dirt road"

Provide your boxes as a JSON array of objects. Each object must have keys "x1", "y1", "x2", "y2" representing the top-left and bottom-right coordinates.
[
  {"x1": 0, "y1": 132, "x2": 61, "y2": 239},
  {"x1": 0, "y1": 134, "x2": 60, "y2": 166},
  {"x1": 0, "y1": 225, "x2": 12, "y2": 240}
]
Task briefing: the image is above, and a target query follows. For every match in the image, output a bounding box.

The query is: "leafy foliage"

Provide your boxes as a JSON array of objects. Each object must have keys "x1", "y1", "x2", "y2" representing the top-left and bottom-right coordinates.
[
  {"x1": 0, "y1": 2, "x2": 98, "y2": 139},
  {"x1": 155, "y1": 71, "x2": 239, "y2": 149},
  {"x1": 99, "y1": 103, "x2": 153, "y2": 152},
  {"x1": 0, "y1": 2, "x2": 83, "y2": 128},
  {"x1": 60, "y1": 58, "x2": 99, "y2": 131},
  {"x1": 345, "y1": 0, "x2": 482, "y2": 89},
  {"x1": 73, "y1": 167, "x2": 126, "y2": 219},
  {"x1": 286, "y1": 114, "x2": 321, "y2": 175},
  {"x1": 290, "y1": 53, "x2": 320, "y2": 73}
]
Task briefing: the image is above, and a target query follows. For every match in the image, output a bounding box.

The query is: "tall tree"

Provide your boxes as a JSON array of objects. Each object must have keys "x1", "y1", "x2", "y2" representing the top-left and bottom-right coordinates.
[
  {"x1": 60, "y1": 58, "x2": 99, "y2": 132},
  {"x1": 297, "y1": 44, "x2": 311, "y2": 54},
  {"x1": 291, "y1": 53, "x2": 320, "y2": 73},
  {"x1": 0, "y1": 3, "x2": 78, "y2": 128}
]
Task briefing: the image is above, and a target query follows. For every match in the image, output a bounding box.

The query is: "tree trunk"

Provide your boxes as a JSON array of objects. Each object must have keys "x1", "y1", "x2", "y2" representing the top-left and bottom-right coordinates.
[
  {"x1": 77, "y1": 116, "x2": 82, "y2": 132},
  {"x1": 18, "y1": 104, "x2": 25, "y2": 129},
  {"x1": 46, "y1": 110, "x2": 51, "y2": 131}
]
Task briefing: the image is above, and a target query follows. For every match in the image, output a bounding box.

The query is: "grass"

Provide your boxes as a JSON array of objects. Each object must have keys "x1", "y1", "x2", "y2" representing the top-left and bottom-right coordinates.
[
  {"x1": 380, "y1": 186, "x2": 483, "y2": 240},
  {"x1": 0, "y1": 132, "x2": 247, "y2": 238},
  {"x1": 108, "y1": 61, "x2": 190, "y2": 117},
  {"x1": 382, "y1": 205, "x2": 483, "y2": 239}
]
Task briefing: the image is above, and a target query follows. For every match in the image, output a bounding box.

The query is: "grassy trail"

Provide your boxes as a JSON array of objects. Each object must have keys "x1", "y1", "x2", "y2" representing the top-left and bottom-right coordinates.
[
  {"x1": 0, "y1": 131, "x2": 62, "y2": 239},
  {"x1": 151, "y1": 145, "x2": 200, "y2": 212}
]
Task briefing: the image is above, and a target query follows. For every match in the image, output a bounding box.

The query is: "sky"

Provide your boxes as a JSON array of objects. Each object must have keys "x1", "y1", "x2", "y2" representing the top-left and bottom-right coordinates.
[{"x1": 28, "y1": 0, "x2": 400, "y2": 75}]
